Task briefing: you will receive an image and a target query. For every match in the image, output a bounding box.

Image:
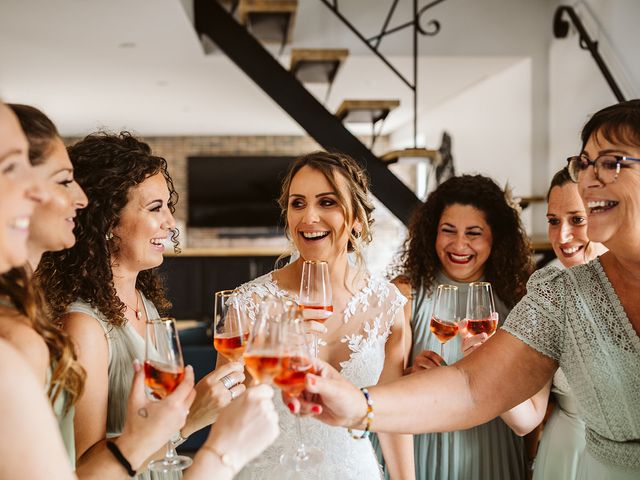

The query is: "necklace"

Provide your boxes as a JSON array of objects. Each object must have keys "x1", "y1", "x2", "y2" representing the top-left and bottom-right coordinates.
[{"x1": 122, "y1": 290, "x2": 143, "y2": 320}]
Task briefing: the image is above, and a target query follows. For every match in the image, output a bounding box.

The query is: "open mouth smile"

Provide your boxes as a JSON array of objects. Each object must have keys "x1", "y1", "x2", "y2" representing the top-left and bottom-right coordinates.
[
  {"x1": 560, "y1": 245, "x2": 583, "y2": 257},
  {"x1": 150, "y1": 237, "x2": 167, "y2": 249},
  {"x1": 587, "y1": 200, "x2": 618, "y2": 214},
  {"x1": 300, "y1": 231, "x2": 330, "y2": 241},
  {"x1": 447, "y1": 252, "x2": 473, "y2": 264}
]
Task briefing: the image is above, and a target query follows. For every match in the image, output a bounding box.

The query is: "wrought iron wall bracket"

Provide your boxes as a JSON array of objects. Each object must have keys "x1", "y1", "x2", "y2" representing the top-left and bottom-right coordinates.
[{"x1": 553, "y1": 5, "x2": 626, "y2": 102}]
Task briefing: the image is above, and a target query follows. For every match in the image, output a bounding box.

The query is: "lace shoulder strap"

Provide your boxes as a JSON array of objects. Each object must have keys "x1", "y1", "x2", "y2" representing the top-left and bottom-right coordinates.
[
  {"x1": 235, "y1": 272, "x2": 289, "y2": 322},
  {"x1": 343, "y1": 275, "x2": 406, "y2": 324}
]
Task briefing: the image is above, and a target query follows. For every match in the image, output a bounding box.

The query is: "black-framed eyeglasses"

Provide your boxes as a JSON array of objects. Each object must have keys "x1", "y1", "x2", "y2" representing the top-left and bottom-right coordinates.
[{"x1": 566, "y1": 154, "x2": 640, "y2": 184}]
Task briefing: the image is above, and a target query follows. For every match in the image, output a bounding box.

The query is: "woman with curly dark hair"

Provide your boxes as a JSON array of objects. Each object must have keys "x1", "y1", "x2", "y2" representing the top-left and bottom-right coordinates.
[
  {"x1": 37, "y1": 132, "x2": 246, "y2": 479},
  {"x1": 375, "y1": 174, "x2": 534, "y2": 480},
  {"x1": 2, "y1": 104, "x2": 203, "y2": 478}
]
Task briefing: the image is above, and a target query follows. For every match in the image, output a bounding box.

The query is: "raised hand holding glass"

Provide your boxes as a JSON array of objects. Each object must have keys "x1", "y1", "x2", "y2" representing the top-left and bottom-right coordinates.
[
  {"x1": 298, "y1": 260, "x2": 332, "y2": 357},
  {"x1": 243, "y1": 298, "x2": 285, "y2": 384},
  {"x1": 465, "y1": 281, "x2": 498, "y2": 336},
  {"x1": 275, "y1": 303, "x2": 323, "y2": 472},
  {"x1": 213, "y1": 290, "x2": 250, "y2": 362},
  {"x1": 144, "y1": 317, "x2": 192, "y2": 472},
  {"x1": 429, "y1": 284, "x2": 460, "y2": 358}
]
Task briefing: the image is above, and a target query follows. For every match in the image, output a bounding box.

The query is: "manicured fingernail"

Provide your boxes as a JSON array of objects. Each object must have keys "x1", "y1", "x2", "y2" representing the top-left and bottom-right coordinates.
[
  {"x1": 308, "y1": 376, "x2": 316, "y2": 386},
  {"x1": 287, "y1": 402, "x2": 295, "y2": 413},
  {"x1": 311, "y1": 405, "x2": 322, "y2": 414}
]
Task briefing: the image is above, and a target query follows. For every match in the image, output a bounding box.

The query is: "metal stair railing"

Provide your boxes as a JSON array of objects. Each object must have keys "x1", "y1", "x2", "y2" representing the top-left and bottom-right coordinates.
[{"x1": 194, "y1": 0, "x2": 421, "y2": 225}]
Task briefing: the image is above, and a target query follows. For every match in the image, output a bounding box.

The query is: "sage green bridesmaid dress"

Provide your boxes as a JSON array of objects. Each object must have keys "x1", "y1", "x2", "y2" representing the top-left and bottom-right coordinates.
[{"x1": 373, "y1": 272, "x2": 527, "y2": 480}]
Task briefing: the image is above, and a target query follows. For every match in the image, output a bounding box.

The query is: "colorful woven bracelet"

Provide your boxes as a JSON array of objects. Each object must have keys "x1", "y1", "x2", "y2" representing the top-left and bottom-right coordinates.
[{"x1": 348, "y1": 387, "x2": 374, "y2": 439}]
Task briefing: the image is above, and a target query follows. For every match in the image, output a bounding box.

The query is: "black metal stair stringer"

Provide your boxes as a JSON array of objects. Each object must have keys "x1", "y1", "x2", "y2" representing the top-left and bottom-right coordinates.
[{"x1": 194, "y1": 0, "x2": 421, "y2": 226}]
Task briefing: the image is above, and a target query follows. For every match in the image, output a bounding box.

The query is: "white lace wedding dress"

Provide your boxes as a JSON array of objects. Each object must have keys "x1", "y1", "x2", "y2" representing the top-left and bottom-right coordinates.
[{"x1": 234, "y1": 271, "x2": 406, "y2": 480}]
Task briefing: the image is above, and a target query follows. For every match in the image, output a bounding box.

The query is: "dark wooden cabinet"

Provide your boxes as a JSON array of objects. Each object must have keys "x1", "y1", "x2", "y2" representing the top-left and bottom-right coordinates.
[{"x1": 158, "y1": 255, "x2": 280, "y2": 322}]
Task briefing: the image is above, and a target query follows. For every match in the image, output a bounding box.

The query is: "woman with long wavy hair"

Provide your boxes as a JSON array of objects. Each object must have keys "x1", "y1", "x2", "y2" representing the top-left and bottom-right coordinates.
[
  {"x1": 0, "y1": 104, "x2": 87, "y2": 465},
  {"x1": 374, "y1": 174, "x2": 534, "y2": 480},
  {"x1": 0, "y1": 102, "x2": 278, "y2": 479},
  {"x1": 2, "y1": 104, "x2": 201, "y2": 478},
  {"x1": 37, "y1": 131, "x2": 246, "y2": 479}
]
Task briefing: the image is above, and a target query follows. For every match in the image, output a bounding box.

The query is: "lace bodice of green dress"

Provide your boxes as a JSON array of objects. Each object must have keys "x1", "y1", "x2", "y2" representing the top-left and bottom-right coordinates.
[{"x1": 503, "y1": 260, "x2": 640, "y2": 470}]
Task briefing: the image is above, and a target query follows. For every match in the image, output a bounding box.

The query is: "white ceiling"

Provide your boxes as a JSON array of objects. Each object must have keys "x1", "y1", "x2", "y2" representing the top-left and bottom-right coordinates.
[{"x1": 0, "y1": 0, "x2": 532, "y2": 136}]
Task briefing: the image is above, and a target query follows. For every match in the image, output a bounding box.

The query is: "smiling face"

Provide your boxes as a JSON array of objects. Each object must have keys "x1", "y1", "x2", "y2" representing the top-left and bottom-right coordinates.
[
  {"x1": 546, "y1": 182, "x2": 603, "y2": 268},
  {"x1": 28, "y1": 137, "x2": 88, "y2": 255},
  {"x1": 435, "y1": 203, "x2": 493, "y2": 283},
  {"x1": 0, "y1": 104, "x2": 44, "y2": 273},
  {"x1": 578, "y1": 132, "x2": 640, "y2": 250},
  {"x1": 111, "y1": 172, "x2": 176, "y2": 272},
  {"x1": 286, "y1": 165, "x2": 359, "y2": 263}
]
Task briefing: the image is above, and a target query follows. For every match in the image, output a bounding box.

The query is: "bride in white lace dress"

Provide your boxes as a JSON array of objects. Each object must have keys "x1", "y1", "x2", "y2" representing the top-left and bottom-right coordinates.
[{"x1": 229, "y1": 151, "x2": 415, "y2": 480}]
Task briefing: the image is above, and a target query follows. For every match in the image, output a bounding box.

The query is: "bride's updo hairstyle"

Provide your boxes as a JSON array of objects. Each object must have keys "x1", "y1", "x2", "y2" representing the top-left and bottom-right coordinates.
[{"x1": 277, "y1": 151, "x2": 375, "y2": 269}]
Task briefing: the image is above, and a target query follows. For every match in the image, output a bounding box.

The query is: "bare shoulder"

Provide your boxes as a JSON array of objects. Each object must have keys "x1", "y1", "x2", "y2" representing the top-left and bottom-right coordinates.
[
  {"x1": 60, "y1": 311, "x2": 108, "y2": 360},
  {"x1": 390, "y1": 275, "x2": 412, "y2": 299},
  {"x1": 0, "y1": 313, "x2": 49, "y2": 382},
  {"x1": 0, "y1": 340, "x2": 76, "y2": 479}
]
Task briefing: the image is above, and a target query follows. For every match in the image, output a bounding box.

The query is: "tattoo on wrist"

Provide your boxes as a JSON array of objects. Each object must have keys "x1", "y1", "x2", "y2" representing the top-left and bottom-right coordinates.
[{"x1": 137, "y1": 407, "x2": 148, "y2": 418}]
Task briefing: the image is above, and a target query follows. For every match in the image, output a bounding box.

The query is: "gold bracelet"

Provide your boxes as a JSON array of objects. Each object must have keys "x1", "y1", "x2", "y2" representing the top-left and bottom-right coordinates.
[{"x1": 201, "y1": 444, "x2": 238, "y2": 475}]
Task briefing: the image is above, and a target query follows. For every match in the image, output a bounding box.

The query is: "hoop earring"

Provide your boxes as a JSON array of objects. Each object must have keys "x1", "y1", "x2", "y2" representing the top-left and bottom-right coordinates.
[{"x1": 105, "y1": 231, "x2": 113, "y2": 241}]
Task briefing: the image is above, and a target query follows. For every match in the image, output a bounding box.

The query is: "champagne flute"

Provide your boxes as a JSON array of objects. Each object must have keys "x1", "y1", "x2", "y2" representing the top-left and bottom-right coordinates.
[
  {"x1": 243, "y1": 298, "x2": 285, "y2": 384},
  {"x1": 298, "y1": 260, "x2": 333, "y2": 357},
  {"x1": 275, "y1": 305, "x2": 323, "y2": 472},
  {"x1": 144, "y1": 317, "x2": 192, "y2": 472},
  {"x1": 213, "y1": 289, "x2": 250, "y2": 362},
  {"x1": 429, "y1": 284, "x2": 460, "y2": 358},
  {"x1": 465, "y1": 281, "x2": 499, "y2": 336}
]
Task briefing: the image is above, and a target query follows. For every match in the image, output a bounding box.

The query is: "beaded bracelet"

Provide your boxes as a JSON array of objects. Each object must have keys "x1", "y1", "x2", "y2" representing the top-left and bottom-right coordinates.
[{"x1": 348, "y1": 387, "x2": 374, "y2": 439}]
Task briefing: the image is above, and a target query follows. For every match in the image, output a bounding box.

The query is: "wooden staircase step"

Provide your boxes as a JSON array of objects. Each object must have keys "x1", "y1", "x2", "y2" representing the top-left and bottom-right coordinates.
[
  {"x1": 290, "y1": 48, "x2": 349, "y2": 84},
  {"x1": 335, "y1": 99, "x2": 400, "y2": 123},
  {"x1": 380, "y1": 148, "x2": 440, "y2": 164},
  {"x1": 238, "y1": 0, "x2": 298, "y2": 45}
]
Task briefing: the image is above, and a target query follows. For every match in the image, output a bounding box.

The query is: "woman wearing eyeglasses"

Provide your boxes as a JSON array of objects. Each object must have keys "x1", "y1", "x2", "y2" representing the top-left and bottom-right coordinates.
[{"x1": 291, "y1": 100, "x2": 640, "y2": 480}]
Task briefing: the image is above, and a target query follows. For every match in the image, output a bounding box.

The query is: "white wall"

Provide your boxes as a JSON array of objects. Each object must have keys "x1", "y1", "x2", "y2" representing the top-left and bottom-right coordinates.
[
  {"x1": 390, "y1": 58, "x2": 534, "y2": 229},
  {"x1": 548, "y1": 0, "x2": 640, "y2": 177}
]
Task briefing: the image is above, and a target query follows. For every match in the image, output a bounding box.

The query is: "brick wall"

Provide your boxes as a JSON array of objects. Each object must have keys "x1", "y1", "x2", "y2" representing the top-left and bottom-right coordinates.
[{"x1": 64, "y1": 134, "x2": 401, "y2": 263}]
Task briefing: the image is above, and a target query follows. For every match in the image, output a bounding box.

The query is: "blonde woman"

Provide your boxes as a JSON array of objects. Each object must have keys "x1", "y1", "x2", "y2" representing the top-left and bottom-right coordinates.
[{"x1": 230, "y1": 151, "x2": 414, "y2": 480}]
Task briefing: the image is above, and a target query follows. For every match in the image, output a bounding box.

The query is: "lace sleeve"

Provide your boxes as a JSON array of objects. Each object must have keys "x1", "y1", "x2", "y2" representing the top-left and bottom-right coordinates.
[
  {"x1": 387, "y1": 282, "x2": 408, "y2": 328},
  {"x1": 234, "y1": 272, "x2": 287, "y2": 324},
  {"x1": 502, "y1": 265, "x2": 567, "y2": 361}
]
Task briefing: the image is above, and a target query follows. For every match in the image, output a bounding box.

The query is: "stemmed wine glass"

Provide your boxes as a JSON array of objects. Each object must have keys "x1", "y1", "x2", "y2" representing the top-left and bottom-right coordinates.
[
  {"x1": 144, "y1": 317, "x2": 192, "y2": 472},
  {"x1": 243, "y1": 298, "x2": 286, "y2": 385},
  {"x1": 213, "y1": 289, "x2": 250, "y2": 362},
  {"x1": 429, "y1": 284, "x2": 460, "y2": 359},
  {"x1": 298, "y1": 260, "x2": 333, "y2": 357},
  {"x1": 274, "y1": 303, "x2": 323, "y2": 472},
  {"x1": 465, "y1": 282, "x2": 498, "y2": 336}
]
